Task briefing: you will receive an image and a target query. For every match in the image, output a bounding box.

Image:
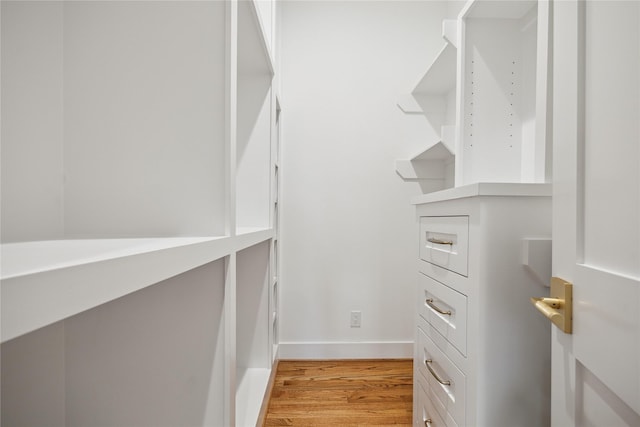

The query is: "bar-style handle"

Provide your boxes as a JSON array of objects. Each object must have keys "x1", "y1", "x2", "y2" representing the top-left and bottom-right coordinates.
[
  {"x1": 424, "y1": 419, "x2": 433, "y2": 427},
  {"x1": 427, "y1": 237, "x2": 453, "y2": 245},
  {"x1": 531, "y1": 277, "x2": 573, "y2": 334},
  {"x1": 426, "y1": 298, "x2": 452, "y2": 316},
  {"x1": 424, "y1": 359, "x2": 451, "y2": 386}
]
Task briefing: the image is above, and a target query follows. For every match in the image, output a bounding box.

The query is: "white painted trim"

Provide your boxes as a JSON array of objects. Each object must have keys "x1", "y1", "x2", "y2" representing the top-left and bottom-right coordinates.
[{"x1": 278, "y1": 341, "x2": 413, "y2": 360}]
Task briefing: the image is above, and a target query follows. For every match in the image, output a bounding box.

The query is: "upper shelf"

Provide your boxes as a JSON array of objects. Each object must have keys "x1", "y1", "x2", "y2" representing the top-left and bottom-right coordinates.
[
  {"x1": 1, "y1": 229, "x2": 274, "y2": 343},
  {"x1": 397, "y1": 19, "x2": 458, "y2": 115},
  {"x1": 413, "y1": 43, "x2": 456, "y2": 96},
  {"x1": 412, "y1": 19, "x2": 457, "y2": 97}
]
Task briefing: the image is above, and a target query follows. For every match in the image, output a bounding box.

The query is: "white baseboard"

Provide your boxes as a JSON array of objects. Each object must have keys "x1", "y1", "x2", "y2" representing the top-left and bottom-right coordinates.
[{"x1": 277, "y1": 341, "x2": 413, "y2": 360}]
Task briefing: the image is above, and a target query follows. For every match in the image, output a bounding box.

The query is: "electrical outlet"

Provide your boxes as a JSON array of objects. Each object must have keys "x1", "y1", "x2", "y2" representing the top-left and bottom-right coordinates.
[{"x1": 350, "y1": 311, "x2": 361, "y2": 328}]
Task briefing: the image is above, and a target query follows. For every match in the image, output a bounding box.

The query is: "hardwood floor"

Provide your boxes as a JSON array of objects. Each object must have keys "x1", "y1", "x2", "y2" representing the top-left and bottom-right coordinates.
[{"x1": 262, "y1": 359, "x2": 413, "y2": 426}]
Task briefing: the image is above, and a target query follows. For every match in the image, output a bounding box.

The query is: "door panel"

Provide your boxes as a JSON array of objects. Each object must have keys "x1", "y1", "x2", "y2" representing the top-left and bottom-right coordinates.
[
  {"x1": 552, "y1": 0, "x2": 640, "y2": 426},
  {"x1": 576, "y1": 0, "x2": 640, "y2": 416},
  {"x1": 574, "y1": 265, "x2": 640, "y2": 415},
  {"x1": 582, "y1": 0, "x2": 639, "y2": 276},
  {"x1": 575, "y1": 361, "x2": 640, "y2": 426}
]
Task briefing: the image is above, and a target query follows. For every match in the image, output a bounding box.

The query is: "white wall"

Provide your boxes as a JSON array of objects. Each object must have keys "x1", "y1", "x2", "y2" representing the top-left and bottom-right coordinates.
[
  {"x1": 1, "y1": 1, "x2": 227, "y2": 242},
  {"x1": 1, "y1": 1, "x2": 65, "y2": 242},
  {"x1": 279, "y1": 1, "x2": 448, "y2": 358}
]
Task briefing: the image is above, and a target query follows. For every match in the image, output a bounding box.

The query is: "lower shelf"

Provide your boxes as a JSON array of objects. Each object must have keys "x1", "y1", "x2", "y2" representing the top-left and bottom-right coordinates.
[
  {"x1": 236, "y1": 367, "x2": 272, "y2": 427},
  {"x1": 1, "y1": 230, "x2": 274, "y2": 343}
]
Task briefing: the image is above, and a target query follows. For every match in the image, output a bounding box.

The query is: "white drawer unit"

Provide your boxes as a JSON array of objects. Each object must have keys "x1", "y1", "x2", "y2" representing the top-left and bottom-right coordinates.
[
  {"x1": 418, "y1": 273, "x2": 467, "y2": 356},
  {"x1": 416, "y1": 381, "x2": 448, "y2": 427},
  {"x1": 417, "y1": 327, "x2": 466, "y2": 427},
  {"x1": 412, "y1": 183, "x2": 552, "y2": 427},
  {"x1": 420, "y1": 216, "x2": 469, "y2": 277}
]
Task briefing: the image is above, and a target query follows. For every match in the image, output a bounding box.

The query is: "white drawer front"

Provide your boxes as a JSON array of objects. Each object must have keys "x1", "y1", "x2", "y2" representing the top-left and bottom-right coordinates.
[
  {"x1": 420, "y1": 216, "x2": 469, "y2": 277},
  {"x1": 418, "y1": 273, "x2": 467, "y2": 356},
  {"x1": 416, "y1": 381, "x2": 449, "y2": 427},
  {"x1": 417, "y1": 327, "x2": 466, "y2": 427}
]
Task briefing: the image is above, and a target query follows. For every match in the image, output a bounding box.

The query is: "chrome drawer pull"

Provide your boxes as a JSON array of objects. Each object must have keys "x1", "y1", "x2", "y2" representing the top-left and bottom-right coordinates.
[
  {"x1": 427, "y1": 237, "x2": 453, "y2": 245},
  {"x1": 426, "y1": 298, "x2": 451, "y2": 316},
  {"x1": 425, "y1": 359, "x2": 451, "y2": 386},
  {"x1": 424, "y1": 419, "x2": 433, "y2": 427}
]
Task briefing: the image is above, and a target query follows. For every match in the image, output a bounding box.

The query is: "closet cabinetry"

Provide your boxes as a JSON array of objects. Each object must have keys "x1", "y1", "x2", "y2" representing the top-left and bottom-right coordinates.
[
  {"x1": 413, "y1": 184, "x2": 552, "y2": 427},
  {"x1": 1, "y1": 1, "x2": 278, "y2": 426},
  {"x1": 409, "y1": 1, "x2": 554, "y2": 426},
  {"x1": 398, "y1": 0, "x2": 551, "y2": 191}
]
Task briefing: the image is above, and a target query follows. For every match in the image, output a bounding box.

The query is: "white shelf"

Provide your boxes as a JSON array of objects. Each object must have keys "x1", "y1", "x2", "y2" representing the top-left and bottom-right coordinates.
[
  {"x1": 397, "y1": 43, "x2": 456, "y2": 115},
  {"x1": 411, "y1": 182, "x2": 552, "y2": 205},
  {"x1": 236, "y1": 367, "x2": 271, "y2": 427},
  {"x1": 413, "y1": 43, "x2": 456, "y2": 97},
  {"x1": 1, "y1": 231, "x2": 274, "y2": 344},
  {"x1": 395, "y1": 125, "x2": 455, "y2": 187},
  {"x1": 396, "y1": 142, "x2": 453, "y2": 180},
  {"x1": 236, "y1": 226, "x2": 275, "y2": 240},
  {"x1": 397, "y1": 17, "x2": 458, "y2": 116}
]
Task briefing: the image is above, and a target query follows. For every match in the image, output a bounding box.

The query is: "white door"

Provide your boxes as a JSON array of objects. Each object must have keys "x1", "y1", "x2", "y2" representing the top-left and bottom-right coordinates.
[{"x1": 552, "y1": 0, "x2": 640, "y2": 425}]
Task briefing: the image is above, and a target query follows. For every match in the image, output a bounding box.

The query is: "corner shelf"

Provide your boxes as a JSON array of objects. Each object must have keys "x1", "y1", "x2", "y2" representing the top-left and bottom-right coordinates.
[
  {"x1": 395, "y1": 125, "x2": 455, "y2": 190},
  {"x1": 413, "y1": 43, "x2": 456, "y2": 98},
  {"x1": 396, "y1": 18, "x2": 458, "y2": 193}
]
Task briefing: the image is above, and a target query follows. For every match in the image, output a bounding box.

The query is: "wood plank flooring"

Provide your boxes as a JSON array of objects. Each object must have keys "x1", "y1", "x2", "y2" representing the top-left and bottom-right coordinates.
[{"x1": 262, "y1": 359, "x2": 413, "y2": 426}]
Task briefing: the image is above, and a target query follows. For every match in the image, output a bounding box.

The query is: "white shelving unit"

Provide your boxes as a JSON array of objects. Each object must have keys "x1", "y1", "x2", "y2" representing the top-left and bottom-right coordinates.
[
  {"x1": 396, "y1": 19, "x2": 458, "y2": 191},
  {"x1": 409, "y1": 1, "x2": 554, "y2": 424},
  {"x1": 1, "y1": 1, "x2": 279, "y2": 426},
  {"x1": 457, "y1": 0, "x2": 551, "y2": 185},
  {"x1": 397, "y1": 0, "x2": 551, "y2": 193}
]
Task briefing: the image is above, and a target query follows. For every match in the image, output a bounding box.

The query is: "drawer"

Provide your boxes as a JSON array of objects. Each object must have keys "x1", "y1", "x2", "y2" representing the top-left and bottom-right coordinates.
[
  {"x1": 417, "y1": 327, "x2": 466, "y2": 427},
  {"x1": 416, "y1": 381, "x2": 448, "y2": 427},
  {"x1": 420, "y1": 216, "x2": 469, "y2": 277},
  {"x1": 418, "y1": 273, "x2": 467, "y2": 356}
]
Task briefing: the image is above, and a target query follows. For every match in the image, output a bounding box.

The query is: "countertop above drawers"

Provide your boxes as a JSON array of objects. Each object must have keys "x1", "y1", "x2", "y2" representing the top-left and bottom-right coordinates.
[{"x1": 411, "y1": 182, "x2": 552, "y2": 205}]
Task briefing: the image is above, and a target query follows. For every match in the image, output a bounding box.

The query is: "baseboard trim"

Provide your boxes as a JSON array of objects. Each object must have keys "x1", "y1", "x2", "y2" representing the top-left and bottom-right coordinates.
[{"x1": 278, "y1": 341, "x2": 413, "y2": 360}]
